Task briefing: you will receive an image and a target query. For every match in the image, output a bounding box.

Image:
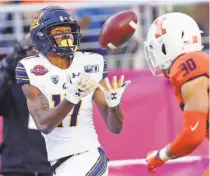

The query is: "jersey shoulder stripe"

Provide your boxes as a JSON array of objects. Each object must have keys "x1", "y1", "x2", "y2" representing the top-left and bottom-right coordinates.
[{"x1": 15, "y1": 62, "x2": 30, "y2": 85}]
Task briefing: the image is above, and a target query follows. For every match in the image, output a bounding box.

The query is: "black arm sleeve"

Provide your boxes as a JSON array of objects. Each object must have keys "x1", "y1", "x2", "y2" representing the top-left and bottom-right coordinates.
[
  {"x1": 0, "y1": 72, "x2": 13, "y2": 116},
  {"x1": 0, "y1": 51, "x2": 19, "y2": 116}
]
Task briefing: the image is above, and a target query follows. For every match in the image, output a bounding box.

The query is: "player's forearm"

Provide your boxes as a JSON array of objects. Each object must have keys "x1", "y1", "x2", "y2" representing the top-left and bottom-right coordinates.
[
  {"x1": 159, "y1": 111, "x2": 207, "y2": 161},
  {"x1": 161, "y1": 128, "x2": 203, "y2": 160},
  {"x1": 106, "y1": 105, "x2": 124, "y2": 134},
  {"x1": 33, "y1": 98, "x2": 75, "y2": 134}
]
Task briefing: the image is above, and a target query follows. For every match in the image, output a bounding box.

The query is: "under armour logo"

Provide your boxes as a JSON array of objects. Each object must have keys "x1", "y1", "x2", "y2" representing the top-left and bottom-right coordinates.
[
  {"x1": 111, "y1": 92, "x2": 117, "y2": 100},
  {"x1": 72, "y1": 73, "x2": 80, "y2": 78},
  {"x1": 75, "y1": 88, "x2": 83, "y2": 96},
  {"x1": 62, "y1": 83, "x2": 67, "y2": 89}
]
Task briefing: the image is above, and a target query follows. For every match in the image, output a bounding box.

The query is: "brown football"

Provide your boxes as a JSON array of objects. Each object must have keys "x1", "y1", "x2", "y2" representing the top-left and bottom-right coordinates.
[{"x1": 99, "y1": 10, "x2": 138, "y2": 49}]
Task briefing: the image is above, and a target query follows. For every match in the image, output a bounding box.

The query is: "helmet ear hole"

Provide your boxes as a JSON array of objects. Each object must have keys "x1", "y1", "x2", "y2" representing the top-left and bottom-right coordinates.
[
  {"x1": 149, "y1": 44, "x2": 153, "y2": 50},
  {"x1": 181, "y1": 31, "x2": 184, "y2": 38},
  {"x1": 162, "y1": 44, "x2": 166, "y2": 55}
]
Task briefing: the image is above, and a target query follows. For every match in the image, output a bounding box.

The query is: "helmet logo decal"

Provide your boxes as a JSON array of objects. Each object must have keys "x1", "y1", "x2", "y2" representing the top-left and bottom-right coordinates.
[
  {"x1": 192, "y1": 36, "x2": 198, "y2": 43},
  {"x1": 184, "y1": 36, "x2": 198, "y2": 44},
  {"x1": 155, "y1": 17, "x2": 166, "y2": 38},
  {"x1": 59, "y1": 16, "x2": 64, "y2": 22},
  {"x1": 30, "y1": 12, "x2": 44, "y2": 31}
]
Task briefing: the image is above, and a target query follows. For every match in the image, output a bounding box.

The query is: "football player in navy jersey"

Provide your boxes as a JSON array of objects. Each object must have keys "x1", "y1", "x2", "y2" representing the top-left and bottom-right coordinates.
[{"x1": 16, "y1": 6, "x2": 131, "y2": 176}]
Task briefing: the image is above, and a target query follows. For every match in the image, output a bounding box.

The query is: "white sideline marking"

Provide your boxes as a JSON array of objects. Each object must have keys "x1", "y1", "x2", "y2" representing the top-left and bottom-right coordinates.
[
  {"x1": 129, "y1": 21, "x2": 137, "y2": 30},
  {"x1": 107, "y1": 42, "x2": 117, "y2": 49},
  {"x1": 108, "y1": 156, "x2": 208, "y2": 167}
]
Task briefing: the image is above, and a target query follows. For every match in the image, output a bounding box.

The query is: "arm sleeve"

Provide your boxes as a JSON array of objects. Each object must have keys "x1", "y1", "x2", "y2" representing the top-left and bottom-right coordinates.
[
  {"x1": 169, "y1": 111, "x2": 207, "y2": 158},
  {"x1": 15, "y1": 62, "x2": 30, "y2": 85},
  {"x1": 0, "y1": 71, "x2": 13, "y2": 116},
  {"x1": 0, "y1": 50, "x2": 20, "y2": 115}
]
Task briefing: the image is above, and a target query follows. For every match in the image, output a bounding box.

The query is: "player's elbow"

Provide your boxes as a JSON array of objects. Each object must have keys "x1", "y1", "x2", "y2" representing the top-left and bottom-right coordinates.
[
  {"x1": 109, "y1": 125, "x2": 123, "y2": 134},
  {"x1": 194, "y1": 137, "x2": 205, "y2": 146},
  {"x1": 187, "y1": 138, "x2": 204, "y2": 151},
  {"x1": 40, "y1": 128, "x2": 51, "y2": 134},
  {"x1": 37, "y1": 124, "x2": 52, "y2": 134},
  {"x1": 191, "y1": 133, "x2": 205, "y2": 145},
  {"x1": 111, "y1": 128, "x2": 122, "y2": 134},
  {"x1": 35, "y1": 116, "x2": 56, "y2": 134}
]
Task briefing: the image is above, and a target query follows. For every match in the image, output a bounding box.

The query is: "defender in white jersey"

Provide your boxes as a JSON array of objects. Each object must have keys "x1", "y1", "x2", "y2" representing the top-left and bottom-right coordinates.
[{"x1": 15, "y1": 6, "x2": 131, "y2": 176}]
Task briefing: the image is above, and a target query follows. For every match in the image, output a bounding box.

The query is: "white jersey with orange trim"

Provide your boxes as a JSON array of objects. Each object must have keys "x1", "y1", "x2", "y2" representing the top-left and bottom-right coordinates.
[{"x1": 15, "y1": 52, "x2": 108, "y2": 161}]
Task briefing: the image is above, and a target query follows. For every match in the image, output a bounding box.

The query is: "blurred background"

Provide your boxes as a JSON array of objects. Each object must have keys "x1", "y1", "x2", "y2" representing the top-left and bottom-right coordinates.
[{"x1": 0, "y1": 0, "x2": 209, "y2": 176}]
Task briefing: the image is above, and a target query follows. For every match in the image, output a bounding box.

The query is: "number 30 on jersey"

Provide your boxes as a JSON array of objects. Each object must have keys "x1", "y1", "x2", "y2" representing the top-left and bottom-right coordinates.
[{"x1": 179, "y1": 58, "x2": 197, "y2": 77}]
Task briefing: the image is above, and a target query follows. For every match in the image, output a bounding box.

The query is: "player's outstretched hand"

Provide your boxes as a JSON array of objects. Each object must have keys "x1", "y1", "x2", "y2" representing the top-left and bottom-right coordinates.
[
  {"x1": 98, "y1": 75, "x2": 131, "y2": 108},
  {"x1": 65, "y1": 72, "x2": 98, "y2": 104}
]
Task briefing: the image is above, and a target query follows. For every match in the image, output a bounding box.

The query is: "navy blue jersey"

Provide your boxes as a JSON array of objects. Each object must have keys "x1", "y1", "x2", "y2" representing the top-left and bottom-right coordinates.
[{"x1": 0, "y1": 84, "x2": 51, "y2": 175}]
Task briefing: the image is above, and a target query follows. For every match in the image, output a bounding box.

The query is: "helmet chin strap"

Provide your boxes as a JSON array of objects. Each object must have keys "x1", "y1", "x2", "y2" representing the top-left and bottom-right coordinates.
[{"x1": 57, "y1": 51, "x2": 74, "y2": 61}]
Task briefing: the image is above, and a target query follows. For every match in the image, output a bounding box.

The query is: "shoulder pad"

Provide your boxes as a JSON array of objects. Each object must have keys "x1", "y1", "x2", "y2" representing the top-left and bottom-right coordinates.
[{"x1": 169, "y1": 51, "x2": 209, "y2": 88}]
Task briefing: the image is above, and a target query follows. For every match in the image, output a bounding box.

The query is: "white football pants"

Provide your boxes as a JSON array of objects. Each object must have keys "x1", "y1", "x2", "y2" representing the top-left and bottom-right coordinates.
[{"x1": 51, "y1": 147, "x2": 108, "y2": 176}]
